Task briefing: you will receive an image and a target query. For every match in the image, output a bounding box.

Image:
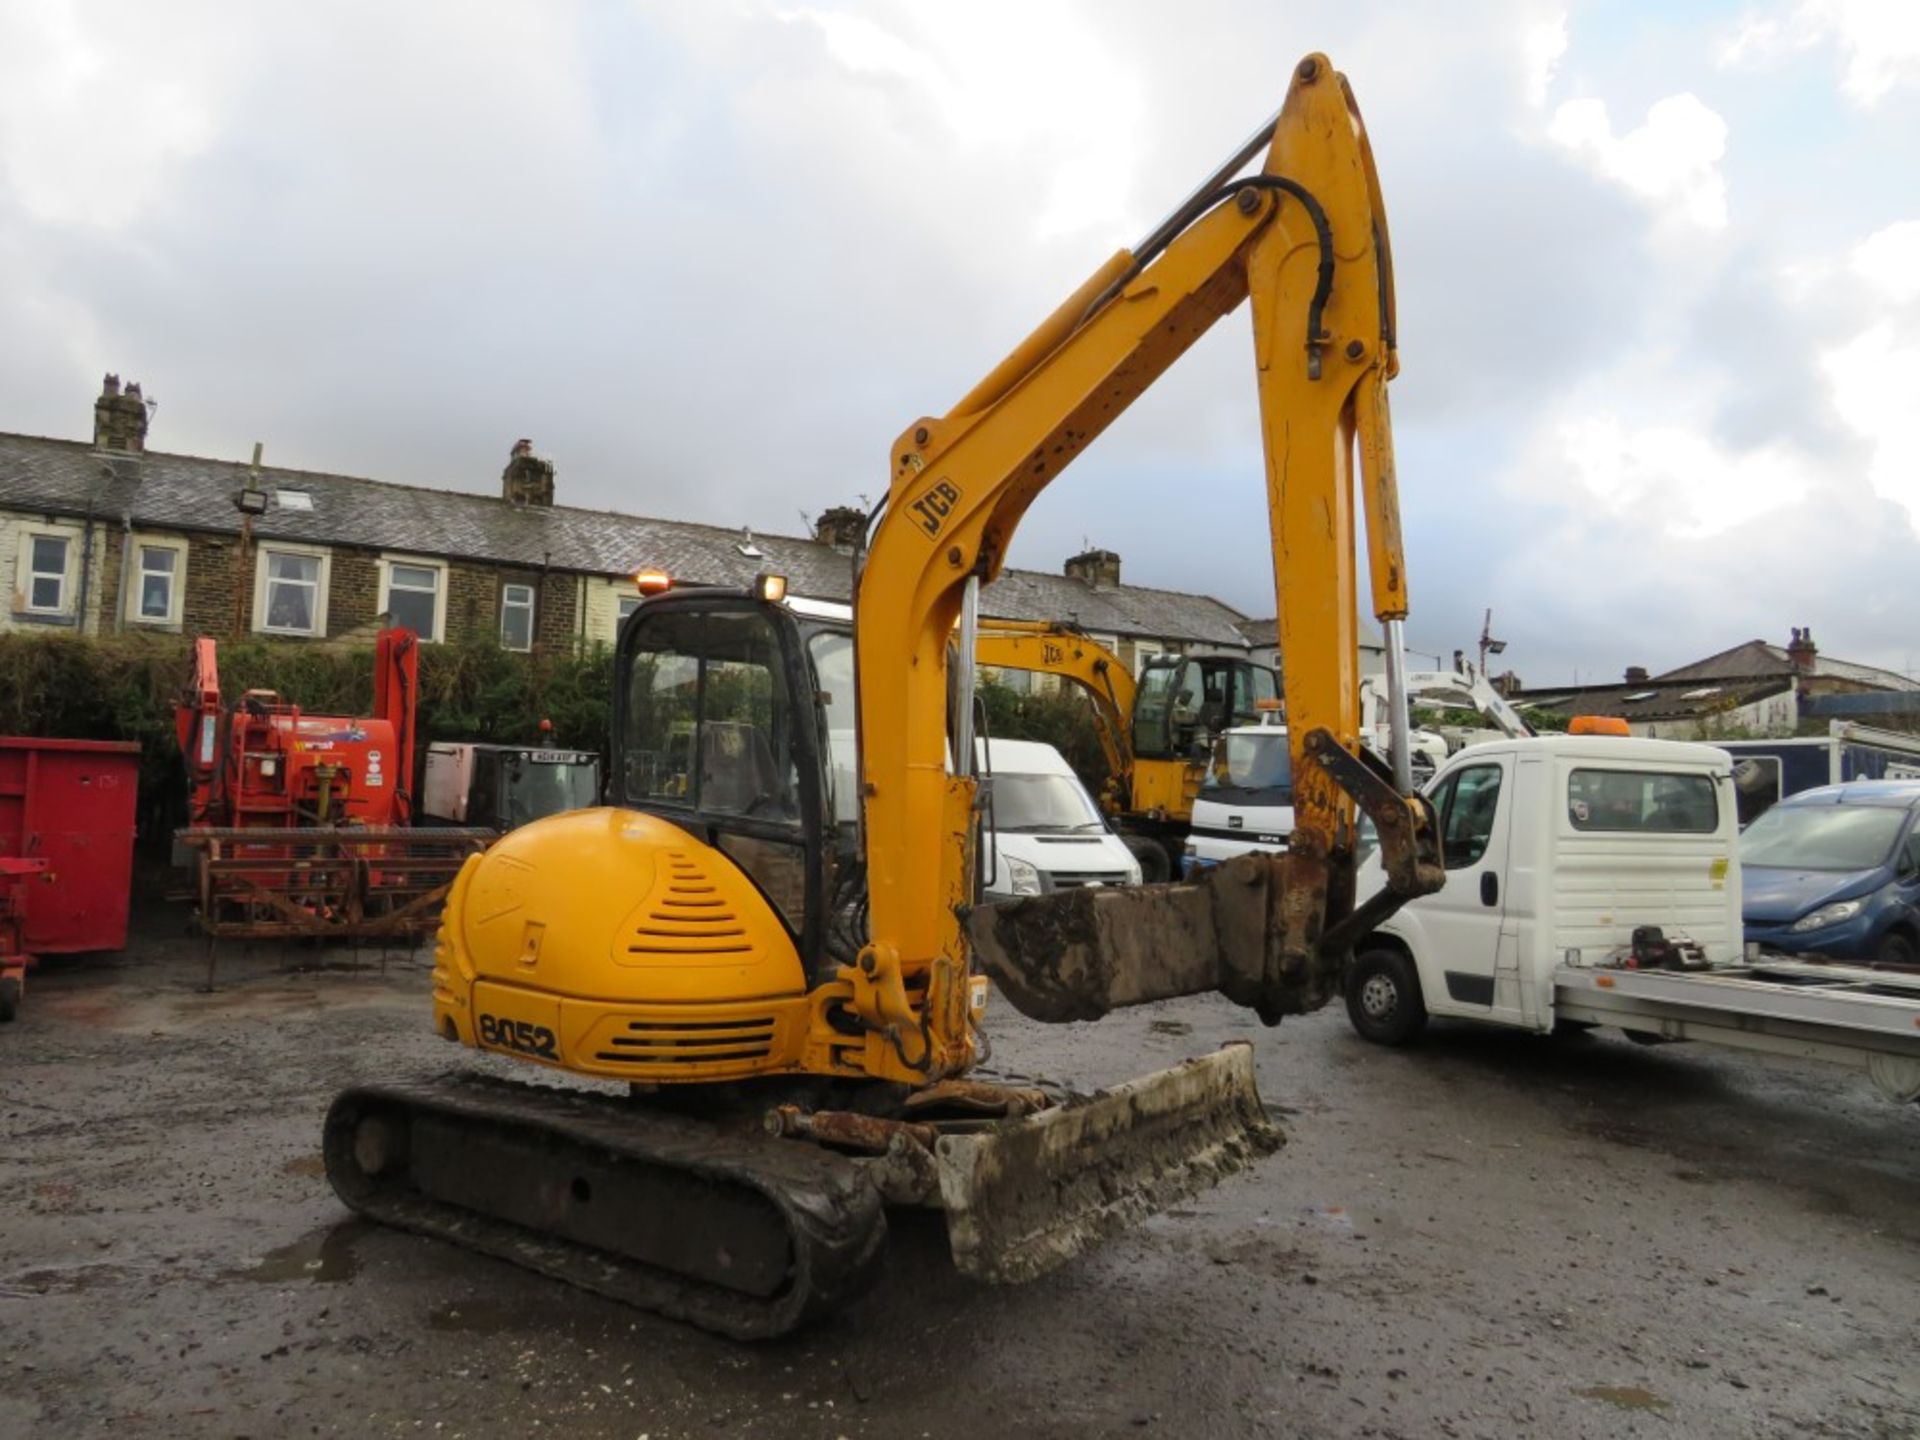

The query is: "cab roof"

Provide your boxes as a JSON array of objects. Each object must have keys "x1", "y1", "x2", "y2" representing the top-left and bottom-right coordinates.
[{"x1": 1449, "y1": 734, "x2": 1733, "y2": 769}]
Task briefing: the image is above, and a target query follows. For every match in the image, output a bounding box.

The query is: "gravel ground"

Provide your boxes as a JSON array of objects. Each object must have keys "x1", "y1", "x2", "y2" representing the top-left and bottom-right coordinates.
[{"x1": 3, "y1": 922, "x2": 1917, "y2": 1439}]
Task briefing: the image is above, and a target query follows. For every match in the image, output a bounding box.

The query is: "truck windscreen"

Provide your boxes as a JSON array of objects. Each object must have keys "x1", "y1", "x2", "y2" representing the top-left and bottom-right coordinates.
[
  {"x1": 1204, "y1": 731, "x2": 1292, "y2": 805},
  {"x1": 503, "y1": 760, "x2": 600, "y2": 829}
]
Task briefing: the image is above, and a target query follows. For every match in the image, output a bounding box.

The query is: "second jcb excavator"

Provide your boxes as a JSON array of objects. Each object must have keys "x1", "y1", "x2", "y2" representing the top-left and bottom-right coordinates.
[
  {"x1": 973, "y1": 620, "x2": 1277, "y2": 879},
  {"x1": 324, "y1": 53, "x2": 1443, "y2": 1337}
]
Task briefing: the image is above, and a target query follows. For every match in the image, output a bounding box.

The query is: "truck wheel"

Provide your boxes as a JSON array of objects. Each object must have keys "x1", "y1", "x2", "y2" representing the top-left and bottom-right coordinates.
[
  {"x1": 0, "y1": 975, "x2": 19, "y2": 1023},
  {"x1": 1122, "y1": 835, "x2": 1172, "y2": 884},
  {"x1": 1345, "y1": 949, "x2": 1426, "y2": 1046}
]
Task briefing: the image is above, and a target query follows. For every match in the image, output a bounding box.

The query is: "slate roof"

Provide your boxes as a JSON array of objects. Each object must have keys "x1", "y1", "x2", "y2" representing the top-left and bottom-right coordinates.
[
  {"x1": 1512, "y1": 676, "x2": 1793, "y2": 724},
  {"x1": 0, "y1": 432, "x2": 1252, "y2": 647},
  {"x1": 1657, "y1": 639, "x2": 1920, "y2": 692},
  {"x1": 1229, "y1": 615, "x2": 1384, "y2": 650}
]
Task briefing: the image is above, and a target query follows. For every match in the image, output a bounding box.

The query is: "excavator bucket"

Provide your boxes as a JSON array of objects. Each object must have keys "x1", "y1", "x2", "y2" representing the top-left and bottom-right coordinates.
[{"x1": 935, "y1": 1044, "x2": 1281, "y2": 1284}]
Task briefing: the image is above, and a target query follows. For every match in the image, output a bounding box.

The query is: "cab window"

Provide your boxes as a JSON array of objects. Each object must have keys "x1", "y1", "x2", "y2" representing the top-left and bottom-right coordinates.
[
  {"x1": 1132, "y1": 661, "x2": 1179, "y2": 758},
  {"x1": 1233, "y1": 665, "x2": 1279, "y2": 728},
  {"x1": 1432, "y1": 763, "x2": 1503, "y2": 869},
  {"x1": 623, "y1": 608, "x2": 799, "y2": 823},
  {"x1": 1567, "y1": 768, "x2": 1717, "y2": 834}
]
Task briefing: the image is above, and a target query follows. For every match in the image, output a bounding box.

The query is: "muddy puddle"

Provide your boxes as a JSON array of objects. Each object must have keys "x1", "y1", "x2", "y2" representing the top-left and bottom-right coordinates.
[
  {"x1": 1574, "y1": 1384, "x2": 1671, "y2": 1413},
  {"x1": 228, "y1": 1221, "x2": 369, "y2": 1284},
  {"x1": 0, "y1": 1261, "x2": 138, "y2": 1297}
]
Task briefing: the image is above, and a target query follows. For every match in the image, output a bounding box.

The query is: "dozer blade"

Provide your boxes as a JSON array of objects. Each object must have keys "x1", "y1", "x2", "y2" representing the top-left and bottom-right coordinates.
[
  {"x1": 323, "y1": 1074, "x2": 886, "y2": 1341},
  {"x1": 934, "y1": 1044, "x2": 1281, "y2": 1284}
]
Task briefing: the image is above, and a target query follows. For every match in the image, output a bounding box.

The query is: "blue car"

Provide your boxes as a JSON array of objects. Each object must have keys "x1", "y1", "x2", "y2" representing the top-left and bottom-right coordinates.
[{"x1": 1740, "y1": 781, "x2": 1920, "y2": 965}]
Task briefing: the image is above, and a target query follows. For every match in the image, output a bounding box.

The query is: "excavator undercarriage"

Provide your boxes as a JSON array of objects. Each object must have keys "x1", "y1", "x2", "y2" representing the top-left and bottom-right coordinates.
[{"x1": 327, "y1": 1048, "x2": 1277, "y2": 1339}]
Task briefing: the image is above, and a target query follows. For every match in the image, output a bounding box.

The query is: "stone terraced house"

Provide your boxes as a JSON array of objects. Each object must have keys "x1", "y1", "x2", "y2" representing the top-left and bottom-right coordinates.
[{"x1": 0, "y1": 377, "x2": 1257, "y2": 673}]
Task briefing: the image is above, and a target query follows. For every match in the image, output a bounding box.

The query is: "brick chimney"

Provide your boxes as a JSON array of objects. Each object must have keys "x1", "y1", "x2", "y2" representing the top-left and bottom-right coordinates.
[
  {"x1": 1624, "y1": 665, "x2": 1649, "y2": 684},
  {"x1": 501, "y1": 438, "x2": 555, "y2": 507},
  {"x1": 1064, "y1": 547, "x2": 1121, "y2": 589},
  {"x1": 812, "y1": 504, "x2": 868, "y2": 554},
  {"x1": 1786, "y1": 626, "x2": 1817, "y2": 674},
  {"x1": 93, "y1": 373, "x2": 149, "y2": 453}
]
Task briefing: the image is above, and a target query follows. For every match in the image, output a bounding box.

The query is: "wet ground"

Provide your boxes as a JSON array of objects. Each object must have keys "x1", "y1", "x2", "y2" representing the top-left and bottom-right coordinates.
[{"x1": 3, "y1": 924, "x2": 1917, "y2": 1439}]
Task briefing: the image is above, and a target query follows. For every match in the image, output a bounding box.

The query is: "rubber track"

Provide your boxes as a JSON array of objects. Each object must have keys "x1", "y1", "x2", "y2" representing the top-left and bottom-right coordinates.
[{"x1": 323, "y1": 1074, "x2": 887, "y2": 1340}]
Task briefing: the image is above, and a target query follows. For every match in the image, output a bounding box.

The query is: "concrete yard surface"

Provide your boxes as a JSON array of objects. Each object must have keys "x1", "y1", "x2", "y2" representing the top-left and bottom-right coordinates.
[{"x1": 3, "y1": 929, "x2": 1917, "y2": 1439}]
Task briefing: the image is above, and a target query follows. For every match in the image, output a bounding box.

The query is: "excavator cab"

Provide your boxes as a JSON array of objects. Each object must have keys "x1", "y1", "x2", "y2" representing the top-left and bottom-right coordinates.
[
  {"x1": 611, "y1": 585, "x2": 850, "y2": 975},
  {"x1": 1133, "y1": 655, "x2": 1279, "y2": 761}
]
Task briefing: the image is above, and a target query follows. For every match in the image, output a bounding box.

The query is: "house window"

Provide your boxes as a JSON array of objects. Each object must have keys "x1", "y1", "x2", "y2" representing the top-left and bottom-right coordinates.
[
  {"x1": 501, "y1": 583, "x2": 535, "y2": 652},
  {"x1": 136, "y1": 545, "x2": 177, "y2": 620},
  {"x1": 24, "y1": 534, "x2": 70, "y2": 613},
  {"x1": 379, "y1": 556, "x2": 445, "y2": 642},
  {"x1": 618, "y1": 594, "x2": 643, "y2": 623},
  {"x1": 265, "y1": 552, "x2": 322, "y2": 633}
]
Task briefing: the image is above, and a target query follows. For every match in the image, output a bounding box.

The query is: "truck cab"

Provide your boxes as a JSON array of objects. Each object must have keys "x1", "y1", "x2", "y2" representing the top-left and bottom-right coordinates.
[
  {"x1": 1347, "y1": 735, "x2": 1740, "y2": 1039},
  {"x1": 1181, "y1": 713, "x2": 1295, "y2": 874},
  {"x1": 422, "y1": 743, "x2": 603, "y2": 833}
]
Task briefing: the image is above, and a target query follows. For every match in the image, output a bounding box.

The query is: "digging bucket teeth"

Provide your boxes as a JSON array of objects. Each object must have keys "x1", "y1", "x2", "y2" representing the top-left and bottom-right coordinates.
[{"x1": 934, "y1": 1044, "x2": 1282, "y2": 1284}]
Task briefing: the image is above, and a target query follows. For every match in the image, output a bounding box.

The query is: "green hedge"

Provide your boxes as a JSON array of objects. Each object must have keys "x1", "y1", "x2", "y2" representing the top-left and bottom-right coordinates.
[
  {"x1": 0, "y1": 632, "x2": 617, "y2": 816},
  {"x1": 0, "y1": 634, "x2": 1117, "y2": 824}
]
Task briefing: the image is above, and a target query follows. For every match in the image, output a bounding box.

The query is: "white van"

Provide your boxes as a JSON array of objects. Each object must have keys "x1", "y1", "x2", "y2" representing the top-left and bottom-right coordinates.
[
  {"x1": 1348, "y1": 734, "x2": 1741, "y2": 1039},
  {"x1": 977, "y1": 738, "x2": 1142, "y2": 902}
]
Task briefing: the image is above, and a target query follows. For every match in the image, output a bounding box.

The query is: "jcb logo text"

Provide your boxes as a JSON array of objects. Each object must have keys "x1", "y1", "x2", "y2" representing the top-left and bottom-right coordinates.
[{"x1": 910, "y1": 480, "x2": 961, "y2": 536}]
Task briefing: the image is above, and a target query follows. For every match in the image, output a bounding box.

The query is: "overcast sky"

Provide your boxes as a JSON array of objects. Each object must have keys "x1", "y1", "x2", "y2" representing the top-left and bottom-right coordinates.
[{"x1": 3, "y1": 1, "x2": 1917, "y2": 684}]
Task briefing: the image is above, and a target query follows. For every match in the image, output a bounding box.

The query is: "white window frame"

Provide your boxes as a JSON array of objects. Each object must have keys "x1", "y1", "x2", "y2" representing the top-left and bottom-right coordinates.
[
  {"x1": 15, "y1": 527, "x2": 76, "y2": 617},
  {"x1": 252, "y1": 542, "x2": 332, "y2": 638},
  {"x1": 1133, "y1": 639, "x2": 1166, "y2": 677},
  {"x1": 500, "y1": 581, "x2": 536, "y2": 652},
  {"x1": 125, "y1": 534, "x2": 188, "y2": 627},
  {"x1": 377, "y1": 554, "x2": 447, "y2": 644},
  {"x1": 617, "y1": 592, "x2": 643, "y2": 632}
]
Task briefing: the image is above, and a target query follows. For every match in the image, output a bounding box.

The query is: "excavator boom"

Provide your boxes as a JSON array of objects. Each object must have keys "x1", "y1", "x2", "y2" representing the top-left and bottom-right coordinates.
[{"x1": 854, "y1": 55, "x2": 1440, "y2": 1047}]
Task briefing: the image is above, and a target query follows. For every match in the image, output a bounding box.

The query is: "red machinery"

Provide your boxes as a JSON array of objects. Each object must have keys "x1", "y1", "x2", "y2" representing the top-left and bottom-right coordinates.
[
  {"x1": 174, "y1": 628, "x2": 491, "y2": 941},
  {"x1": 178, "y1": 627, "x2": 418, "y2": 831},
  {"x1": 0, "y1": 737, "x2": 141, "y2": 1021}
]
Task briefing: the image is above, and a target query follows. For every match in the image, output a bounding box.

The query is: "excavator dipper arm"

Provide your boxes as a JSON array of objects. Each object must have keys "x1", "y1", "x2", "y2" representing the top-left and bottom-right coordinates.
[
  {"x1": 972, "y1": 622, "x2": 1136, "y2": 801},
  {"x1": 851, "y1": 56, "x2": 1441, "y2": 1053}
]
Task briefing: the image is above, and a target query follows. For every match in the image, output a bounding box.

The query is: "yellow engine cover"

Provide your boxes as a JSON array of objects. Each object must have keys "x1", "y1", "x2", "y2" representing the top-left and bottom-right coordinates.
[{"x1": 431, "y1": 807, "x2": 811, "y2": 1082}]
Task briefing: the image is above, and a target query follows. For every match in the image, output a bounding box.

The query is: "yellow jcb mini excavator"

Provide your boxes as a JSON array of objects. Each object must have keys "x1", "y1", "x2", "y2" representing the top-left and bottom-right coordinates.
[
  {"x1": 973, "y1": 620, "x2": 1278, "y2": 878},
  {"x1": 324, "y1": 53, "x2": 1443, "y2": 1339}
]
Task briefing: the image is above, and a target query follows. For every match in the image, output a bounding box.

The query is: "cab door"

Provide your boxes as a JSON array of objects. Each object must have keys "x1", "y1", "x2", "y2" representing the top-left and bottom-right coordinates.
[
  {"x1": 1412, "y1": 756, "x2": 1515, "y2": 1017},
  {"x1": 612, "y1": 596, "x2": 831, "y2": 968}
]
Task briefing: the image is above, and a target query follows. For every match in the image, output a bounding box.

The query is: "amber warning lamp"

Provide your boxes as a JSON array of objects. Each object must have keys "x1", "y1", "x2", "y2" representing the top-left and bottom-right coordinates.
[
  {"x1": 633, "y1": 569, "x2": 672, "y2": 596},
  {"x1": 1568, "y1": 715, "x2": 1630, "y2": 736}
]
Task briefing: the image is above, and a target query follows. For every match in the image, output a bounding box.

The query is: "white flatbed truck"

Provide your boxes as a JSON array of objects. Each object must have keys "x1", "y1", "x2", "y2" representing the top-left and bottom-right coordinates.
[{"x1": 1346, "y1": 734, "x2": 1920, "y2": 1103}]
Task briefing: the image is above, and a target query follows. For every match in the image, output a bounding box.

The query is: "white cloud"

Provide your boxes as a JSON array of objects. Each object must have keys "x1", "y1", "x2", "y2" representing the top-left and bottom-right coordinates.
[
  {"x1": 1851, "y1": 219, "x2": 1920, "y2": 304},
  {"x1": 1522, "y1": 12, "x2": 1569, "y2": 108},
  {"x1": 0, "y1": 1, "x2": 239, "y2": 228},
  {"x1": 1552, "y1": 415, "x2": 1808, "y2": 537},
  {"x1": 1723, "y1": 0, "x2": 1920, "y2": 104},
  {"x1": 1822, "y1": 321, "x2": 1920, "y2": 513},
  {"x1": 1547, "y1": 92, "x2": 1730, "y2": 229},
  {"x1": 778, "y1": 5, "x2": 1142, "y2": 240}
]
